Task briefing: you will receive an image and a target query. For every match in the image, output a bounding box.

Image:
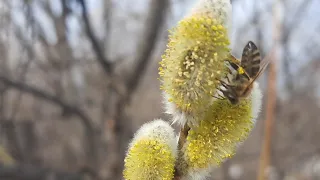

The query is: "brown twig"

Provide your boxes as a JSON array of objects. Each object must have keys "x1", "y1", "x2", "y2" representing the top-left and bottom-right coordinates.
[
  {"x1": 125, "y1": 0, "x2": 169, "y2": 96},
  {"x1": 177, "y1": 124, "x2": 191, "y2": 151},
  {"x1": 257, "y1": 61, "x2": 277, "y2": 180},
  {"x1": 10, "y1": 27, "x2": 34, "y2": 121},
  {"x1": 4, "y1": 11, "x2": 36, "y2": 163},
  {"x1": 78, "y1": 0, "x2": 113, "y2": 75},
  {"x1": 257, "y1": 1, "x2": 280, "y2": 179},
  {"x1": 282, "y1": 0, "x2": 313, "y2": 42},
  {"x1": 102, "y1": 0, "x2": 112, "y2": 53},
  {"x1": 282, "y1": 0, "x2": 313, "y2": 91},
  {"x1": 78, "y1": 0, "x2": 127, "y2": 97},
  {"x1": 174, "y1": 123, "x2": 191, "y2": 179}
]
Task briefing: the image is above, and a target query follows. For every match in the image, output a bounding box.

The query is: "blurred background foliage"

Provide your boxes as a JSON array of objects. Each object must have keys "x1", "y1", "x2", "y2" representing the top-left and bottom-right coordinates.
[{"x1": 0, "y1": 0, "x2": 319, "y2": 179}]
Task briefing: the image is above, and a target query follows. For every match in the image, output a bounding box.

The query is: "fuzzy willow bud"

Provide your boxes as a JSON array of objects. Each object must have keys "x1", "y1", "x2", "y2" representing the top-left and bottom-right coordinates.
[
  {"x1": 123, "y1": 119, "x2": 177, "y2": 180},
  {"x1": 159, "y1": 0, "x2": 232, "y2": 126},
  {"x1": 184, "y1": 82, "x2": 262, "y2": 171}
]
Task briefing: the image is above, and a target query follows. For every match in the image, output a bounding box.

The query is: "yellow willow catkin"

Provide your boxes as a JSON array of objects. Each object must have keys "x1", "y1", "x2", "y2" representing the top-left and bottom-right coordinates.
[
  {"x1": 159, "y1": 16, "x2": 230, "y2": 115},
  {"x1": 123, "y1": 119, "x2": 177, "y2": 180},
  {"x1": 159, "y1": 0, "x2": 232, "y2": 125},
  {"x1": 124, "y1": 139, "x2": 175, "y2": 180},
  {"x1": 184, "y1": 83, "x2": 262, "y2": 170}
]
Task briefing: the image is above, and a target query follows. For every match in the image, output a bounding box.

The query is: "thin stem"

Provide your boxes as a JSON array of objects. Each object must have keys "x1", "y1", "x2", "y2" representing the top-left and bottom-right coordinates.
[
  {"x1": 177, "y1": 123, "x2": 191, "y2": 150},
  {"x1": 174, "y1": 123, "x2": 191, "y2": 179}
]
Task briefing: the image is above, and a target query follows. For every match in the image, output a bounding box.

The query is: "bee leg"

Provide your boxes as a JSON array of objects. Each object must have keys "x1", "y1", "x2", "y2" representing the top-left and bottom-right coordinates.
[
  {"x1": 218, "y1": 79, "x2": 237, "y2": 90},
  {"x1": 212, "y1": 86, "x2": 225, "y2": 99},
  {"x1": 215, "y1": 78, "x2": 232, "y2": 93},
  {"x1": 215, "y1": 86, "x2": 229, "y2": 99},
  {"x1": 218, "y1": 79, "x2": 239, "y2": 96},
  {"x1": 213, "y1": 95, "x2": 225, "y2": 100},
  {"x1": 217, "y1": 88, "x2": 227, "y2": 98},
  {"x1": 225, "y1": 60, "x2": 240, "y2": 71},
  {"x1": 221, "y1": 90, "x2": 238, "y2": 104},
  {"x1": 217, "y1": 90, "x2": 226, "y2": 99},
  {"x1": 218, "y1": 79, "x2": 234, "y2": 88},
  {"x1": 226, "y1": 73, "x2": 232, "y2": 83}
]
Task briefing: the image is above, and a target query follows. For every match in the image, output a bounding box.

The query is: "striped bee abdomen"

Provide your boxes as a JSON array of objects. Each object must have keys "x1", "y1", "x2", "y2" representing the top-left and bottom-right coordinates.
[{"x1": 240, "y1": 41, "x2": 261, "y2": 77}]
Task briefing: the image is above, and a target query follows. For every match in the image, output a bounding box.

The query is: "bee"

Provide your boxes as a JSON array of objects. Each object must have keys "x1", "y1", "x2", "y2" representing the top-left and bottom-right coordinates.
[{"x1": 216, "y1": 41, "x2": 270, "y2": 104}]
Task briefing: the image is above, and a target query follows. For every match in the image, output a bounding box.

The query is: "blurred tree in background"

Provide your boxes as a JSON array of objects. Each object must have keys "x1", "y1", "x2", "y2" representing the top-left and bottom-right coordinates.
[{"x1": 0, "y1": 0, "x2": 319, "y2": 179}]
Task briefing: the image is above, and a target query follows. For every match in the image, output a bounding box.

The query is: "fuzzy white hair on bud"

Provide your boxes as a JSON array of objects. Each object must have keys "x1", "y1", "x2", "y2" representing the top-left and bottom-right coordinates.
[
  {"x1": 124, "y1": 119, "x2": 178, "y2": 180},
  {"x1": 162, "y1": 92, "x2": 198, "y2": 127},
  {"x1": 129, "y1": 119, "x2": 177, "y2": 156},
  {"x1": 251, "y1": 82, "x2": 263, "y2": 124},
  {"x1": 181, "y1": 168, "x2": 211, "y2": 180},
  {"x1": 189, "y1": 0, "x2": 232, "y2": 31}
]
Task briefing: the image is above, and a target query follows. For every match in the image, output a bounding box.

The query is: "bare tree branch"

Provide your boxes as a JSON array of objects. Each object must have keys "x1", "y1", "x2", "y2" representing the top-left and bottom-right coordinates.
[
  {"x1": 0, "y1": 75, "x2": 98, "y2": 168},
  {"x1": 78, "y1": 0, "x2": 128, "y2": 98},
  {"x1": 126, "y1": 0, "x2": 168, "y2": 96},
  {"x1": 108, "y1": 0, "x2": 169, "y2": 178},
  {"x1": 282, "y1": 0, "x2": 313, "y2": 92},
  {"x1": 282, "y1": 0, "x2": 313, "y2": 42},
  {"x1": 102, "y1": 0, "x2": 112, "y2": 54},
  {"x1": 175, "y1": 124, "x2": 190, "y2": 179},
  {"x1": 257, "y1": 62, "x2": 277, "y2": 180},
  {"x1": 0, "y1": 75, "x2": 88, "y2": 123},
  {"x1": 78, "y1": 0, "x2": 113, "y2": 75},
  {"x1": 10, "y1": 25, "x2": 34, "y2": 121},
  {"x1": 2, "y1": 121, "x2": 23, "y2": 163}
]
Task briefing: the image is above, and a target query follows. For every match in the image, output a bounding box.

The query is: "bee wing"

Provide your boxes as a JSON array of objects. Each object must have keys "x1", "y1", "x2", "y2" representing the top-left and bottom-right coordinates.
[
  {"x1": 246, "y1": 48, "x2": 273, "y2": 88},
  {"x1": 240, "y1": 41, "x2": 261, "y2": 77},
  {"x1": 252, "y1": 50, "x2": 272, "y2": 80}
]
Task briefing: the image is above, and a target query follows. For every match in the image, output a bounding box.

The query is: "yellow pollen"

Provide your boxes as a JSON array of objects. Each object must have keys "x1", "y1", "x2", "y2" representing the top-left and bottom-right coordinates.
[{"x1": 238, "y1": 67, "x2": 245, "y2": 74}]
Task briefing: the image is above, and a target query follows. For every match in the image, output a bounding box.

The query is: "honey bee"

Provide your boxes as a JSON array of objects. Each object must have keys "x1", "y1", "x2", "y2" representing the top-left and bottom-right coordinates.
[{"x1": 216, "y1": 41, "x2": 270, "y2": 104}]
